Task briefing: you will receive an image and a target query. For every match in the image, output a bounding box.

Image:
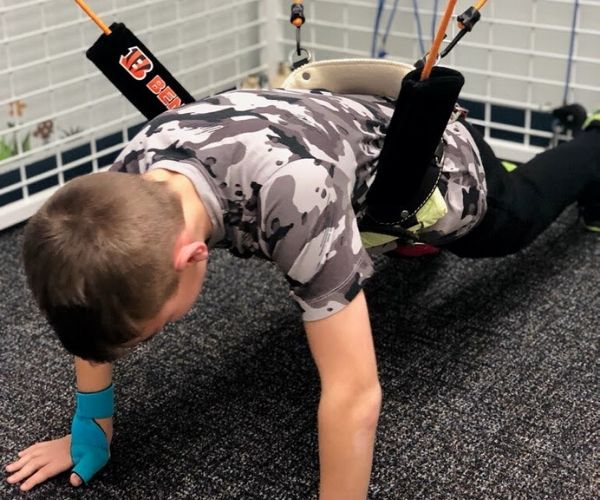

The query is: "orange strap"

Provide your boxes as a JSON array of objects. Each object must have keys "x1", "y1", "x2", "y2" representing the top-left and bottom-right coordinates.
[
  {"x1": 475, "y1": 0, "x2": 489, "y2": 10},
  {"x1": 421, "y1": 0, "x2": 458, "y2": 80},
  {"x1": 74, "y1": 0, "x2": 112, "y2": 35}
]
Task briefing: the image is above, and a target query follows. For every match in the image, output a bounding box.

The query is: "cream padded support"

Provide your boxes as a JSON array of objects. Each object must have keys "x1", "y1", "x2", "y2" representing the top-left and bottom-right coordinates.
[{"x1": 281, "y1": 58, "x2": 415, "y2": 98}]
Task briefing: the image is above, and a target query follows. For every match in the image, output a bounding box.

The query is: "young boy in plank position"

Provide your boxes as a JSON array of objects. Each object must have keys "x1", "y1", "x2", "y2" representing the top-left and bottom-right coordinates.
[{"x1": 5, "y1": 68, "x2": 600, "y2": 498}]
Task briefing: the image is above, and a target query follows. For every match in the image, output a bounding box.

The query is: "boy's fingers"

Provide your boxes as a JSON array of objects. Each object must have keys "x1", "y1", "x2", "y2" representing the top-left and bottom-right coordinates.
[
  {"x1": 19, "y1": 459, "x2": 71, "y2": 492},
  {"x1": 18, "y1": 466, "x2": 52, "y2": 492},
  {"x1": 6, "y1": 459, "x2": 44, "y2": 484},
  {"x1": 70, "y1": 473, "x2": 83, "y2": 487},
  {"x1": 18, "y1": 443, "x2": 41, "y2": 457},
  {"x1": 5, "y1": 460, "x2": 19, "y2": 471},
  {"x1": 5, "y1": 453, "x2": 37, "y2": 472}
]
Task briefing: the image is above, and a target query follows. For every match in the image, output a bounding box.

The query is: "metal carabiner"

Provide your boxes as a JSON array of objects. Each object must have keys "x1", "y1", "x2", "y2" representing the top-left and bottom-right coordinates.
[
  {"x1": 289, "y1": 1, "x2": 311, "y2": 69},
  {"x1": 289, "y1": 47, "x2": 312, "y2": 70}
]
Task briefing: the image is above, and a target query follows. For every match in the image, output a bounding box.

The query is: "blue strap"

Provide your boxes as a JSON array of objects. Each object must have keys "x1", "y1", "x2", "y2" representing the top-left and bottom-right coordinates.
[
  {"x1": 76, "y1": 384, "x2": 114, "y2": 419},
  {"x1": 70, "y1": 384, "x2": 114, "y2": 484}
]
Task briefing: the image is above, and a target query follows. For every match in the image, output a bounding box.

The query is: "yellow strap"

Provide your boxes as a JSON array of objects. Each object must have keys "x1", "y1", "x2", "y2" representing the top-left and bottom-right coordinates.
[
  {"x1": 360, "y1": 188, "x2": 448, "y2": 249},
  {"x1": 407, "y1": 187, "x2": 448, "y2": 233},
  {"x1": 361, "y1": 232, "x2": 399, "y2": 249}
]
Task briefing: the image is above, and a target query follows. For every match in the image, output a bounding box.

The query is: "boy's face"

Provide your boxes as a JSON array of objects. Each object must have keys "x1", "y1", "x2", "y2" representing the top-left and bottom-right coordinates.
[
  {"x1": 126, "y1": 168, "x2": 213, "y2": 351},
  {"x1": 129, "y1": 243, "x2": 209, "y2": 348}
]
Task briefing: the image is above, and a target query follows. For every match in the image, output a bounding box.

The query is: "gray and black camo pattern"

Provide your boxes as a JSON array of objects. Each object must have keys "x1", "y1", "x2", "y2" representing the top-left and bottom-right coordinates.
[
  {"x1": 418, "y1": 120, "x2": 488, "y2": 245},
  {"x1": 111, "y1": 88, "x2": 486, "y2": 321}
]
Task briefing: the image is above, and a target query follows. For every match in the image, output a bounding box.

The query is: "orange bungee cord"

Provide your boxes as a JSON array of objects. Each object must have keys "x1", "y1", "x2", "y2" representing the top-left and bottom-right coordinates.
[
  {"x1": 74, "y1": 0, "x2": 195, "y2": 119},
  {"x1": 421, "y1": 0, "x2": 491, "y2": 79},
  {"x1": 421, "y1": 0, "x2": 458, "y2": 80},
  {"x1": 74, "y1": 0, "x2": 112, "y2": 35}
]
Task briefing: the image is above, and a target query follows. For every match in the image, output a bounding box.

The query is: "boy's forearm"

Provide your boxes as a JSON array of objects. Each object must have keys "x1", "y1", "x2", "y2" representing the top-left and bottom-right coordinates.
[
  {"x1": 303, "y1": 291, "x2": 381, "y2": 499},
  {"x1": 317, "y1": 391, "x2": 381, "y2": 500},
  {"x1": 74, "y1": 356, "x2": 113, "y2": 391},
  {"x1": 73, "y1": 356, "x2": 114, "y2": 443}
]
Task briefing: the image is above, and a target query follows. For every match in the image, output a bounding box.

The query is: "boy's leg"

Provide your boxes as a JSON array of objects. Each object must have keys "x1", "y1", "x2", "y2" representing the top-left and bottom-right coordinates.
[{"x1": 444, "y1": 120, "x2": 600, "y2": 258}]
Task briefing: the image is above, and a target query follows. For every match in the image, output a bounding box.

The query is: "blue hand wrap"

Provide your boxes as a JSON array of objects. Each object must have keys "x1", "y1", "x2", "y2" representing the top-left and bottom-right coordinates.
[{"x1": 70, "y1": 384, "x2": 114, "y2": 484}]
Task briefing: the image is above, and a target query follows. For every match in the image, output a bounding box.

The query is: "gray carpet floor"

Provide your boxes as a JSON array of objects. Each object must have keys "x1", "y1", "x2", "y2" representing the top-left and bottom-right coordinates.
[{"x1": 0, "y1": 205, "x2": 598, "y2": 499}]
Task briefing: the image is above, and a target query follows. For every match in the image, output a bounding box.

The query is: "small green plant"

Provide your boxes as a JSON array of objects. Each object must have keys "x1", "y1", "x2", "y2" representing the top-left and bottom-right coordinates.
[
  {"x1": 0, "y1": 138, "x2": 13, "y2": 161},
  {"x1": 0, "y1": 122, "x2": 31, "y2": 161},
  {"x1": 0, "y1": 100, "x2": 34, "y2": 161}
]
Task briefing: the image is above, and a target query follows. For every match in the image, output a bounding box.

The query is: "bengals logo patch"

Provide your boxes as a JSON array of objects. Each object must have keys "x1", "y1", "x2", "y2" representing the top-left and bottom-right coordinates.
[{"x1": 119, "y1": 46, "x2": 154, "y2": 80}]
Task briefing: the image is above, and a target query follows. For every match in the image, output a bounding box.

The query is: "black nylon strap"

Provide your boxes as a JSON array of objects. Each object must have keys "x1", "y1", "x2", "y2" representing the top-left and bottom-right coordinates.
[
  {"x1": 87, "y1": 23, "x2": 195, "y2": 120},
  {"x1": 365, "y1": 66, "x2": 465, "y2": 224}
]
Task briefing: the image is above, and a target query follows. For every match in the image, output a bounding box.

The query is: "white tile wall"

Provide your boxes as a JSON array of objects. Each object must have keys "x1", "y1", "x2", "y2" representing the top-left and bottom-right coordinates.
[
  {"x1": 278, "y1": 0, "x2": 599, "y2": 160},
  {"x1": 0, "y1": 0, "x2": 263, "y2": 152},
  {"x1": 0, "y1": 0, "x2": 265, "y2": 229},
  {"x1": 280, "y1": 0, "x2": 599, "y2": 110},
  {"x1": 0, "y1": 0, "x2": 599, "y2": 228}
]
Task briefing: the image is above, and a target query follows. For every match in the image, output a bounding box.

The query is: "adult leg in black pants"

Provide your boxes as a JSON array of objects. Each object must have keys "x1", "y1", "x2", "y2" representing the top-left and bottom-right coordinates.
[{"x1": 444, "y1": 120, "x2": 600, "y2": 258}]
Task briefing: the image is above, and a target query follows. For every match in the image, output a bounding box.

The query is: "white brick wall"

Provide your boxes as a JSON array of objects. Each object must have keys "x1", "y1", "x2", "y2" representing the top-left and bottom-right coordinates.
[
  {"x1": 1, "y1": 0, "x2": 599, "y2": 228},
  {"x1": 0, "y1": 0, "x2": 265, "y2": 229},
  {"x1": 279, "y1": 0, "x2": 600, "y2": 160}
]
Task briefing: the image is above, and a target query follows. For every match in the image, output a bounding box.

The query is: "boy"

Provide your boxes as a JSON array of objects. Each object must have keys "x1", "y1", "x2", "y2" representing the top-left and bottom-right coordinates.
[{"x1": 4, "y1": 77, "x2": 600, "y2": 498}]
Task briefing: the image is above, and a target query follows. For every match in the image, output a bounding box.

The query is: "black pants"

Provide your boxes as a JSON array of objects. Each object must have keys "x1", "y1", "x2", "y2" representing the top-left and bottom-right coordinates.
[{"x1": 444, "y1": 122, "x2": 600, "y2": 258}]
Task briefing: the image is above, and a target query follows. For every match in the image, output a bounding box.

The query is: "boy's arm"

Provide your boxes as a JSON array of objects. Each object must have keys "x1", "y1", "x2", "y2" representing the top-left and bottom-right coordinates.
[
  {"x1": 304, "y1": 291, "x2": 382, "y2": 500},
  {"x1": 4, "y1": 358, "x2": 114, "y2": 491},
  {"x1": 74, "y1": 357, "x2": 114, "y2": 443},
  {"x1": 70, "y1": 357, "x2": 114, "y2": 486}
]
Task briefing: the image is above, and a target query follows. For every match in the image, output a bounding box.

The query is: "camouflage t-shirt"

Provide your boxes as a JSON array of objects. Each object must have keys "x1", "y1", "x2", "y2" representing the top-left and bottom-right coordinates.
[{"x1": 111, "y1": 88, "x2": 486, "y2": 321}]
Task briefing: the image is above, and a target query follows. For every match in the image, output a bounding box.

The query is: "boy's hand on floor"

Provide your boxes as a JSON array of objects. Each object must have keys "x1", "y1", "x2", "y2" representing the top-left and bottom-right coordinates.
[
  {"x1": 4, "y1": 435, "x2": 79, "y2": 492},
  {"x1": 4, "y1": 417, "x2": 112, "y2": 492}
]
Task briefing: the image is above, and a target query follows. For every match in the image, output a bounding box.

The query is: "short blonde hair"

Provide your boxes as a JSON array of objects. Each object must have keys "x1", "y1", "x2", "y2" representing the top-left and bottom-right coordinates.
[{"x1": 22, "y1": 171, "x2": 184, "y2": 362}]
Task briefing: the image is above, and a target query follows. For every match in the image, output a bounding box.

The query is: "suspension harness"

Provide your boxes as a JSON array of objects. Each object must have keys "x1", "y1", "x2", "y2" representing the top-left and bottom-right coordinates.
[{"x1": 288, "y1": 1, "x2": 489, "y2": 248}]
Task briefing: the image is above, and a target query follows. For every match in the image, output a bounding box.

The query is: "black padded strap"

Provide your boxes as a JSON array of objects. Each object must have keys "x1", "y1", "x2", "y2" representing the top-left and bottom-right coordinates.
[
  {"x1": 365, "y1": 66, "x2": 464, "y2": 224},
  {"x1": 87, "y1": 23, "x2": 195, "y2": 120}
]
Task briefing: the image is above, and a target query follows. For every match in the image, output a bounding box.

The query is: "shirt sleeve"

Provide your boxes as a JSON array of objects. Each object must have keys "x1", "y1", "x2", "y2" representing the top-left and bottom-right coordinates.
[{"x1": 259, "y1": 159, "x2": 374, "y2": 322}]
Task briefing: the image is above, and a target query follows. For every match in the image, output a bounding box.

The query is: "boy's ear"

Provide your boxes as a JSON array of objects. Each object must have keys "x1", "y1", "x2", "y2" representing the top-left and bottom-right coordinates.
[{"x1": 174, "y1": 241, "x2": 209, "y2": 271}]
